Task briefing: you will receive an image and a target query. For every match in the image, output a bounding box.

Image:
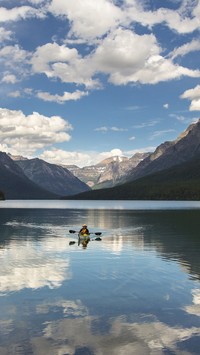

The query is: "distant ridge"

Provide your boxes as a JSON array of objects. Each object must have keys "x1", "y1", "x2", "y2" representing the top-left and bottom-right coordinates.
[
  {"x1": 0, "y1": 152, "x2": 58, "y2": 199},
  {"x1": 63, "y1": 119, "x2": 200, "y2": 201},
  {"x1": 127, "y1": 119, "x2": 200, "y2": 182},
  {"x1": 64, "y1": 155, "x2": 200, "y2": 201},
  {"x1": 66, "y1": 153, "x2": 149, "y2": 188},
  {"x1": 16, "y1": 158, "x2": 91, "y2": 197}
]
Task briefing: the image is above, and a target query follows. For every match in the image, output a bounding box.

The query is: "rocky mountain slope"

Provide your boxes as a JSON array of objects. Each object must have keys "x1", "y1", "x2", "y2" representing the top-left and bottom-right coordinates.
[
  {"x1": 63, "y1": 118, "x2": 200, "y2": 200},
  {"x1": 64, "y1": 154, "x2": 200, "y2": 201},
  {"x1": 127, "y1": 119, "x2": 200, "y2": 181},
  {"x1": 16, "y1": 158, "x2": 91, "y2": 197},
  {"x1": 66, "y1": 153, "x2": 149, "y2": 188},
  {"x1": 0, "y1": 152, "x2": 57, "y2": 199}
]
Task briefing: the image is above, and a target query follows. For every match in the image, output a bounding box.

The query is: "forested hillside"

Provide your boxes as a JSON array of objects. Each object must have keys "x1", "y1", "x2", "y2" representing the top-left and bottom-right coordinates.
[{"x1": 65, "y1": 156, "x2": 200, "y2": 200}]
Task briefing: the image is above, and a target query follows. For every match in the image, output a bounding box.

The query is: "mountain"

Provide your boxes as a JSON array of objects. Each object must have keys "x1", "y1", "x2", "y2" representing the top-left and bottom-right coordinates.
[
  {"x1": 63, "y1": 119, "x2": 200, "y2": 200},
  {"x1": 0, "y1": 152, "x2": 58, "y2": 199},
  {"x1": 64, "y1": 155, "x2": 200, "y2": 200},
  {"x1": 66, "y1": 153, "x2": 149, "y2": 189},
  {"x1": 16, "y1": 158, "x2": 91, "y2": 197},
  {"x1": 127, "y1": 119, "x2": 200, "y2": 181}
]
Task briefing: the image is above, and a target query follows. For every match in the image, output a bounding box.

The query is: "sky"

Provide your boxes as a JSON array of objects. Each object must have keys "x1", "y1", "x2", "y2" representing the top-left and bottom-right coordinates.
[{"x1": 0, "y1": 0, "x2": 200, "y2": 167}]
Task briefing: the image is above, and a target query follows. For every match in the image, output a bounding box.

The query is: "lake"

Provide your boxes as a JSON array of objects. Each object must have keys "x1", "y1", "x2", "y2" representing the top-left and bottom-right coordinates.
[{"x1": 0, "y1": 200, "x2": 200, "y2": 354}]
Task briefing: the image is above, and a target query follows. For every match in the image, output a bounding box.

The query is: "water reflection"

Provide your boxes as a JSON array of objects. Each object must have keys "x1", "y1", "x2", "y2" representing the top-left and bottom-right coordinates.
[
  {"x1": 0, "y1": 207, "x2": 200, "y2": 354},
  {"x1": 0, "y1": 237, "x2": 71, "y2": 294},
  {"x1": 0, "y1": 296, "x2": 199, "y2": 354}
]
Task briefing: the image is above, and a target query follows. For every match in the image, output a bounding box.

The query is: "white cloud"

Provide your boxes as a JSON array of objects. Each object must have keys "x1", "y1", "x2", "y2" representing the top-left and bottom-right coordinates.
[
  {"x1": 48, "y1": 0, "x2": 200, "y2": 41},
  {"x1": 0, "y1": 45, "x2": 29, "y2": 63},
  {"x1": 29, "y1": 28, "x2": 200, "y2": 91},
  {"x1": 31, "y1": 42, "x2": 98, "y2": 88},
  {"x1": 133, "y1": 120, "x2": 159, "y2": 129},
  {"x1": 0, "y1": 27, "x2": 13, "y2": 41},
  {"x1": 90, "y1": 28, "x2": 200, "y2": 85},
  {"x1": 2, "y1": 74, "x2": 18, "y2": 84},
  {"x1": 0, "y1": 108, "x2": 72, "y2": 155},
  {"x1": 0, "y1": 45, "x2": 30, "y2": 81},
  {"x1": 91, "y1": 28, "x2": 159, "y2": 84},
  {"x1": 124, "y1": 0, "x2": 200, "y2": 34},
  {"x1": 8, "y1": 90, "x2": 21, "y2": 97},
  {"x1": 190, "y1": 99, "x2": 200, "y2": 111},
  {"x1": 129, "y1": 136, "x2": 135, "y2": 141},
  {"x1": 163, "y1": 103, "x2": 169, "y2": 109},
  {"x1": 0, "y1": 5, "x2": 45, "y2": 22},
  {"x1": 95, "y1": 125, "x2": 128, "y2": 132},
  {"x1": 49, "y1": 0, "x2": 123, "y2": 41},
  {"x1": 31, "y1": 43, "x2": 78, "y2": 74},
  {"x1": 39, "y1": 147, "x2": 157, "y2": 167},
  {"x1": 39, "y1": 149, "x2": 93, "y2": 167},
  {"x1": 170, "y1": 39, "x2": 200, "y2": 60},
  {"x1": 180, "y1": 85, "x2": 200, "y2": 111},
  {"x1": 39, "y1": 148, "x2": 125, "y2": 167},
  {"x1": 181, "y1": 85, "x2": 200, "y2": 100},
  {"x1": 37, "y1": 90, "x2": 88, "y2": 103}
]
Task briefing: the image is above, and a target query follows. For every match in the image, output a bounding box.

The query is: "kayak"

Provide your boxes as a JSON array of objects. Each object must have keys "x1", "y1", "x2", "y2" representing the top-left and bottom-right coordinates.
[{"x1": 68, "y1": 230, "x2": 102, "y2": 246}]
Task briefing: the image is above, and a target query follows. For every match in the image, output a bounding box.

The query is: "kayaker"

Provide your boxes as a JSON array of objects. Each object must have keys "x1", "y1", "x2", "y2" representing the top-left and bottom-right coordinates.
[{"x1": 79, "y1": 224, "x2": 90, "y2": 236}]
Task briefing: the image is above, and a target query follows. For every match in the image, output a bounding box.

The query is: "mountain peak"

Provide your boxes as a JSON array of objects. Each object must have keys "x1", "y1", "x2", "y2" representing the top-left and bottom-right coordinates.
[
  {"x1": 128, "y1": 118, "x2": 200, "y2": 181},
  {"x1": 97, "y1": 156, "x2": 128, "y2": 166}
]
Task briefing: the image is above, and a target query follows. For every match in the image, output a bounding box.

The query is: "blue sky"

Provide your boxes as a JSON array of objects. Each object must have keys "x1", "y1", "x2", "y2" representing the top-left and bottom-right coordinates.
[{"x1": 0, "y1": 0, "x2": 200, "y2": 167}]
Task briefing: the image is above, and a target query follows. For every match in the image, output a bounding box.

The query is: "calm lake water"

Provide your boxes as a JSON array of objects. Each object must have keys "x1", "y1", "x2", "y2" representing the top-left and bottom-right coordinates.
[{"x1": 0, "y1": 200, "x2": 200, "y2": 354}]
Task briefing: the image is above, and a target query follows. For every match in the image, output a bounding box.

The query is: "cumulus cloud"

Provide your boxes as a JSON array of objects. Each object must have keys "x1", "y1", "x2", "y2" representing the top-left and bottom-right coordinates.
[
  {"x1": 48, "y1": 0, "x2": 200, "y2": 41},
  {"x1": 30, "y1": 29, "x2": 200, "y2": 89},
  {"x1": 1, "y1": 2, "x2": 198, "y2": 93},
  {"x1": 0, "y1": 5, "x2": 45, "y2": 22},
  {"x1": 0, "y1": 108, "x2": 72, "y2": 155},
  {"x1": 0, "y1": 45, "x2": 29, "y2": 63},
  {"x1": 2, "y1": 74, "x2": 18, "y2": 84},
  {"x1": 0, "y1": 45, "x2": 30, "y2": 82},
  {"x1": 39, "y1": 149, "x2": 93, "y2": 167},
  {"x1": 39, "y1": 148, "x2": 125, "y2": 167},
  {"x1": 124, "y1": 0, "x2": 200, "y2": 34},
  {"x1": 0, "y1": 27, "x2": 13, "y2": 41},
  {"x1": 31, "y1": 42, "x2": 98, "y2": 88},
  {"x1": 189, "y1": 99, "x2": 200, "y2": 111},
  {"x1": 180, "y1": 85, "x2": 200, "y2": 111},
  {"x1": 49, "y1": 0, "x2": 123, "y2": 41},
  {"x1": 91, "y1": 28, "x2": 160, "y2": 84},
  {"x1": 37, "y1": 90, "x2": 88, "y2": 103}
]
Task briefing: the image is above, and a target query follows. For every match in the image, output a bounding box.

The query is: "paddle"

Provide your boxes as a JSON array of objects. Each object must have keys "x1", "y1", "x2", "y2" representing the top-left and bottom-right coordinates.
[{"x1": 69, "y1": 229, "x2": 102, "y2": 236}]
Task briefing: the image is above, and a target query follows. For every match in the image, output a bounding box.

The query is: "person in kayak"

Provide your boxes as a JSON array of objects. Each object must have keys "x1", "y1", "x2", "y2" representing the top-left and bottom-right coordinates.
[{"x1": 79, "y1": 224, "x2": 90, "y2": 236}]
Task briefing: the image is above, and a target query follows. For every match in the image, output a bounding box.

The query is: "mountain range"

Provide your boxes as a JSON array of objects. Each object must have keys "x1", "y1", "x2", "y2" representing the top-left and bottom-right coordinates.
[
  {"x1": 65, "y1": 153, "x2": 149, "y2": 189},
  {"x1": 1, "y1": 118, "x2": 200, "y2": 200},
  {"x1": 0, "y1": 153, "x2": 90, "y2": 199},
  {"x1": 64, "y1": 118, "x2": 200, "y2": 200},
  {"x1": 126, "y1": 120, "x2": 200, "y2": 182}
]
